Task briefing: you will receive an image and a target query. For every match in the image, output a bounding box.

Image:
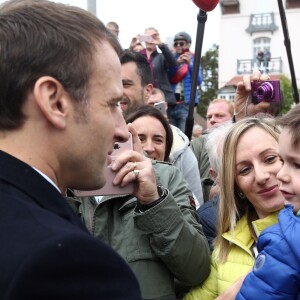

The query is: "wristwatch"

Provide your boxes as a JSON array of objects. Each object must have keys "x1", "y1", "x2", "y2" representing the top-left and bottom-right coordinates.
[{"x1": 136, "y1": 185, "x2": 167, "y2": 212}]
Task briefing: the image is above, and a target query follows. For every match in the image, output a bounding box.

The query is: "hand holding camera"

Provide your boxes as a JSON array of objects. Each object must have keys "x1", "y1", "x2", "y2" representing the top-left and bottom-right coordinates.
[{"x1": 234, "y1": 71, "x2": 281, "y2": 121}]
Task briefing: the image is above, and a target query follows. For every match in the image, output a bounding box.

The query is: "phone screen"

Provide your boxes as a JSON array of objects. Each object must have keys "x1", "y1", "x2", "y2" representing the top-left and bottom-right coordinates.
[{"x1": 73, "y1": 134, "x2": 134, "y2": 197}]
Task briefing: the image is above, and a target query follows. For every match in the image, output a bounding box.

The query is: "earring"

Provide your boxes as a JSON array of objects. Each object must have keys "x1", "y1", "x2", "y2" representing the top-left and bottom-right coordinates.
[{"x1": 238, "y1": 192, "x2": 246, "y2": 199}]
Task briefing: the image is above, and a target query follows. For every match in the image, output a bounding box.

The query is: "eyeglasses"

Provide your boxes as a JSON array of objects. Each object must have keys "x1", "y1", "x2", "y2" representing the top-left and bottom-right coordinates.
[{"x1": 174, "y1": 42, "x2": 185, "y2": 47}]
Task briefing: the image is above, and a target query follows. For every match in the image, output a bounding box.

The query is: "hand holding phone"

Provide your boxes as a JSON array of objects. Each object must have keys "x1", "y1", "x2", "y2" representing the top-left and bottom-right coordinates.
[
  {"x1": 181, "y1": 48, "x2": 190, "y2": 54},
  {"x1": 139, "y1": 35, "x2": 154, "y2": 43}
]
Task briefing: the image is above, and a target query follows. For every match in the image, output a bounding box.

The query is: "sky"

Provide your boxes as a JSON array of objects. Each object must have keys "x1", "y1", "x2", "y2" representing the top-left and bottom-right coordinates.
[
  {"x1": 96, "y1": 0, "x2": 221, "y2": 54},
  {"x1": 0, "y1": 0, "x2": 221, "y2": 54}
]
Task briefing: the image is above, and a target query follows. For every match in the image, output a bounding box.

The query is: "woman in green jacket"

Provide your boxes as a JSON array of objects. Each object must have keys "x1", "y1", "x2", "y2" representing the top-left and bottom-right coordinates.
[
  {"x1": 185, "y1": 115, "x2": 285, "y2": 300},
  {"x1": 73, "y1": 105, "x2": 210, "y2": 300}
]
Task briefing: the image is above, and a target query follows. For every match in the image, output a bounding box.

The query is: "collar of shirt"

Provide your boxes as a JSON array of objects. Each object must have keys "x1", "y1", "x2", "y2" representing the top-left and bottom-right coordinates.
[{"x1": 33, "y1": 167, "x2": 61, "y2": 193}]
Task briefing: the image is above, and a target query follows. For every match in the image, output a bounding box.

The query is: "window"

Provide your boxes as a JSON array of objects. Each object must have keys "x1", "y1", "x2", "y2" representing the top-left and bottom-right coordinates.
[{"x1": 253, "y1": 37, "x2": 271, "y2": 59}]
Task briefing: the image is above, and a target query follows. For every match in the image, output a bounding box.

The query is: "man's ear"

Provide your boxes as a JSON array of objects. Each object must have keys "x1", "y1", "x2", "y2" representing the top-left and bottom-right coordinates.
[
  {"x1": 33, "y1": 76, "x2": 69, "y2": 129},
  {"x1": 144, "y1": 83, "x2": 154, "y2": 101}
]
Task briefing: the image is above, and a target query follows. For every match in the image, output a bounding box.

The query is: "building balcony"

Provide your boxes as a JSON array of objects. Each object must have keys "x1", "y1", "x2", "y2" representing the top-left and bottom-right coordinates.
[
  {"x1": 246, "y1": 13, "x2": 278, "y2": 34},
  {"x1": 237, "y1": 57, "x2": 282, "y2": 74}
]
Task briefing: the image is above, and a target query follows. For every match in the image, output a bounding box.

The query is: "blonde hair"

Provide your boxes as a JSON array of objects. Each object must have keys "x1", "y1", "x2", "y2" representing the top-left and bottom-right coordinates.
[
  {"x1": 209, "y1": 99, "x2": 234, "y2": 117},
  {"x1": 215, "y1": 114, "x2": 281, "y2": 263}
]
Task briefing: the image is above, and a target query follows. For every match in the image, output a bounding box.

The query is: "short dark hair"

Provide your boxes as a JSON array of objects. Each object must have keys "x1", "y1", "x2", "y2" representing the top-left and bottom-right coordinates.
[
  {"x1": 125, "y1": 105, "x2": 173, "y2": 162},
  {"x1": 0, "y1": 0, "x2": 122, "y2": 129},
  {"x1": 106, "y1": 21, "x2": 119, "y2": 31},
  {"x1": 277, "y1": 103, "x2": 300, "y2": 148},
  {"x1": 120, "y1": 50, "x2": 153, "y2": 87}
]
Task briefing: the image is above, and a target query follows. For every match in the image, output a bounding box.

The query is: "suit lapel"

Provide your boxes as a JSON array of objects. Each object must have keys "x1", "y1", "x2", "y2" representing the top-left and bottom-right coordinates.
[{"x1": 0, "y1": 150, "x2": 86, "y2": 230}]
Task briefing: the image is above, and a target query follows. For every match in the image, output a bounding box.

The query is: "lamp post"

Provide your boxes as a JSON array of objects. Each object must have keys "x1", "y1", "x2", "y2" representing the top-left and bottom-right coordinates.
[{"x1": 87, "y1": 0, "x2": 96, "y2": 16}]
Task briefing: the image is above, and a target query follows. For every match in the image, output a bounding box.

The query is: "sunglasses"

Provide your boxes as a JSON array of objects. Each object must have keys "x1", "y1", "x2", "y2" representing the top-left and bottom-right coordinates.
[{"x1": 174, "y1": 42, "x2": 185, "y2": 47}]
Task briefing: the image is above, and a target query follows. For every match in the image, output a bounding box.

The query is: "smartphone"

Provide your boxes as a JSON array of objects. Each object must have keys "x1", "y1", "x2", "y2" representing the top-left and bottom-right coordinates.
[
  {"x1": 181, "y1": 48, "x2": 189, "y2": 54},
  {"x1": 73, "y1": 134, "x2": 134, "y2": 197},
  {"x1": 154, "y1": 101, "x2": 167, "y2": 116},
  {"x1": 139, "y1": 35, "x2": 154, "y2": 43}
]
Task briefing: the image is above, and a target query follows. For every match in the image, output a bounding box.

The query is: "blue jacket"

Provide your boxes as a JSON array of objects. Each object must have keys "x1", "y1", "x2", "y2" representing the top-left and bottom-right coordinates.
[
  {"x1": 236, "y1": 205, "x2": 300, "y2": 300},
  {"x1": 169, "y1": 52, "x2": 202, "y2": 105}
]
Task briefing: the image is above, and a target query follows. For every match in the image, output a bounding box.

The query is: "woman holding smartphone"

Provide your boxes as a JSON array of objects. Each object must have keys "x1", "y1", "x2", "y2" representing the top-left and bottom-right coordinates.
[{"x1": 70, "y1": 105, "x2": 210, "y2": 300}]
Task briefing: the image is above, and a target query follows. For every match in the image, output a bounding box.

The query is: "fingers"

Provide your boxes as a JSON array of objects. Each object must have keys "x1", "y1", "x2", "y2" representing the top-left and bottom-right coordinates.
[
  {"x1": 111, "y1": 152, "x2": 159, "y2": 202},
  {"x1": 127, "y1": 123, "x2": 143, "y2": 154},
  {"x1": 112, "y1": 160, "x2": 142, "y2": 186},
  {"x1": 236, "y1": 81, "x2": 247, "y2": 94},
  {"x1": 242, "y1": 75, "x2": 251, "y2": 91},
  {"x1": 254, "y1": 101, "x2": 270, "y2": 114},
  {"x1": 111, "y1": 150, "x2": 149, "y2": 173},
  {"x1": 260, "y1": 73, "x2": 270, "y2": 81},
  {"x1": 252, "y1": 70, "x2": 270, "y2": 81},
  {"x1": 251, "y1": 70, "x2": 262, "y2": 81},
  {"x1": 240, "y1": 71, "x2": 267, "y2": 94}
]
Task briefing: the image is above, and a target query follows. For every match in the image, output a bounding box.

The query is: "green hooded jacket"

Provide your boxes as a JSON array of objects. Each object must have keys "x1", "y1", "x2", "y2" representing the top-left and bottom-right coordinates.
[{"x1": 70, "y1": 161, "x2": 210, "y2": 300}]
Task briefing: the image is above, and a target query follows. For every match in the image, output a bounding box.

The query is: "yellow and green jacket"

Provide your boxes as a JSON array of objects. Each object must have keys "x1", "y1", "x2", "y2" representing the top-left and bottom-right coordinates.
[{"x1": 184, "y1": 212, "x2": 279, "y2": 300}]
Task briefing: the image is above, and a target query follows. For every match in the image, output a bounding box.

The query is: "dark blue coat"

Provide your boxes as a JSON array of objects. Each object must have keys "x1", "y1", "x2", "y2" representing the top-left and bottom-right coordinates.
[
  {"x1": 236, "y1": 205, "x2": 300, "y2": 300},
  {"x1": 0, "y1": 150, "x2": 141, "y2": 300},
  {"x1": 197, "y1": 195, "x2": 219, "y2": 253}
]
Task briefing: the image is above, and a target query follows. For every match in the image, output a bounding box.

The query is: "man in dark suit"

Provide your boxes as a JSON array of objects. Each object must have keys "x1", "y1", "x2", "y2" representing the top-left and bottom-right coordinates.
[{"x1": 0, "y1": 0, "x2": 141, "y2": 299}]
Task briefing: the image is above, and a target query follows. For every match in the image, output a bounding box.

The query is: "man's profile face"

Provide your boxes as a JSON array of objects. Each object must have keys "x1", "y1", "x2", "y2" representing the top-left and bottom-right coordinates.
[
  {"x1": 206, "y1": 102, "x2": 232, "y2": 129},
  {"x1": 68, "y1": 41, "x2": 127, "y2": 190},
  {"x1": 121, "y1": 61, "x2": 146, "y2": 116}
]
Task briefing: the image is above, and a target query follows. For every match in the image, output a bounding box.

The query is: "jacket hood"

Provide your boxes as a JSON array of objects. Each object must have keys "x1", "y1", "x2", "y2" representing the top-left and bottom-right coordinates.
[{"x1": 169, "y1": 125, "x2": 189, "y2": 163}]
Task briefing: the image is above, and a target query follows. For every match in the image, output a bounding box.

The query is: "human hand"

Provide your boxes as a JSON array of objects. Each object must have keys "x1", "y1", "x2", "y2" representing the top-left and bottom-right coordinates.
[
  {"x1": 111, "y1": 125, "x2": 159, "y2": 204},
  {"x1": 215, "y1": 274, "x2": 247, "y2": 300},
  {"x1": 180, "y1": 52, "x2": 191, "y2": 65},
  {"x1": 234, "y1": 70, "x2": 271, "y2": 121},
  {"x1": 127, "y1": 123, "x2": 143, "y2": 155},
  {"x1": 151, "y1": 32, "x2": 161, "y2": 45},
  {"x1": 129, "y1": 35, "x2": 140, "y2": 50}
]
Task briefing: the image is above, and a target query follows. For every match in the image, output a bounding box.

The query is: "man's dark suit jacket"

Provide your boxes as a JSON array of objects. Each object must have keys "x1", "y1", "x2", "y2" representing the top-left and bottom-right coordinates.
[{"x1": 0, "y1": 150, "x2": 141, "y2": 300}]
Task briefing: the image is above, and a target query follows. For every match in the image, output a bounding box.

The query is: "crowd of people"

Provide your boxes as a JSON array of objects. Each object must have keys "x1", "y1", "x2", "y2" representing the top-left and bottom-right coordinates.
[{"x1": 0, "y1": 1, "x2": 299, "y2": 300}]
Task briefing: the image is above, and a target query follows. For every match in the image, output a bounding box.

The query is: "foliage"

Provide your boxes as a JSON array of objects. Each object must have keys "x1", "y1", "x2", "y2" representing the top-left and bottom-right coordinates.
[
  {"x1": 197, "y1": 44, "x2": 219, "y2": 117},
  {"x1": 279, "y1": 74, "x2": 296, "y2": 115}
]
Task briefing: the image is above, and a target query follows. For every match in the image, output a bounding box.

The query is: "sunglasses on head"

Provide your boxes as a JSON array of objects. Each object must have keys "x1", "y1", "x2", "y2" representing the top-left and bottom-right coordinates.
[{"x1": 174, "y1": 41, "x2": 185, "y2": 47}]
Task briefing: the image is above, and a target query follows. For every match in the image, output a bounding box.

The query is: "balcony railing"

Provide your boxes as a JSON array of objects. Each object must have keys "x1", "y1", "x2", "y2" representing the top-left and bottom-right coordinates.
[
  {"x1": 246, "y1": 13, "x2": 278, "y2": 34},
  {"x1": 237, "y1": 57, "x2": 282, "y2": 74}
]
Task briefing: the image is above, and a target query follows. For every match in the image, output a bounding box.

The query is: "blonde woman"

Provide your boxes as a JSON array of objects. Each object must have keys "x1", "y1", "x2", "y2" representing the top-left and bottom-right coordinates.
[{"x1": 185, "y1": 115, "x2": 285, "y2": 300}]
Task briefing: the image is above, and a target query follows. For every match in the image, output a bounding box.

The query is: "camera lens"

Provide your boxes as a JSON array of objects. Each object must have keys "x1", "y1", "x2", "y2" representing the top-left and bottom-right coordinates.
[{"x1": 257, "y1": 82, "x2": 274, "y2": 101}]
